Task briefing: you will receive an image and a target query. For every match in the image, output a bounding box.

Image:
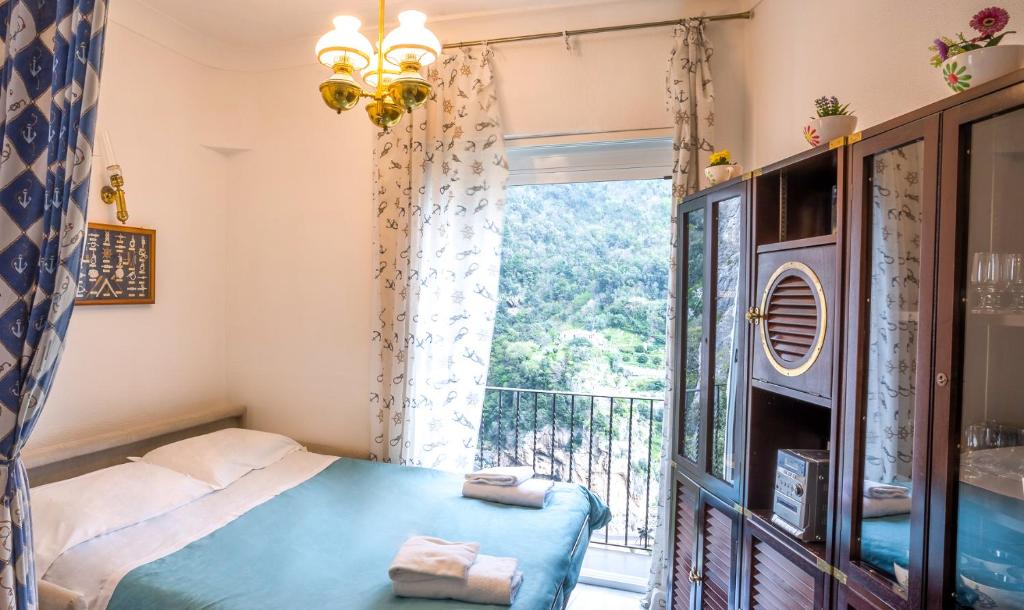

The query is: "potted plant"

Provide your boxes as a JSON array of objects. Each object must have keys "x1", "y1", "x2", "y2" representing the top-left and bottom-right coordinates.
[
  {"x1": 930, "y1": 6, "x2": 1023, "y2": 93},
  {"x1": 705, "y1": 150, "x2": 740, "y2": 185},
  {"x1": 804, "y1": 96, "x2": 857, "y2": 148}
]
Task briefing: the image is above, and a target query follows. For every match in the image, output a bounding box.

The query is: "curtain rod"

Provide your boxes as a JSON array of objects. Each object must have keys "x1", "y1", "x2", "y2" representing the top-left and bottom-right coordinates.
[{"x1": 443, "y1": 10, "x2": 752, "y2": 49}]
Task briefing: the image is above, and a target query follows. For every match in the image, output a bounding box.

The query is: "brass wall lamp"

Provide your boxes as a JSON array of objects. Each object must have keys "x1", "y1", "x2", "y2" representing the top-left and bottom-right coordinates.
[
  {"x1": 99, "y1": 132, "x2": 128, "y2": 224},
  {"x1": 100, "y1": 165, "x2": 128, "y2": 224}
]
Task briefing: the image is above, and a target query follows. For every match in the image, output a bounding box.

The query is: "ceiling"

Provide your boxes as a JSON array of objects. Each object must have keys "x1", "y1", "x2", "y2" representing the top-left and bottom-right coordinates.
[{"x1": 136, "y1": 0, "x2": 617, "y2": 49}]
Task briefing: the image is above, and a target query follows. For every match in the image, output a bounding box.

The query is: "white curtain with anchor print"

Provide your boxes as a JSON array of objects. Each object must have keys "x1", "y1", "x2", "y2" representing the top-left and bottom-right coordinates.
[{"x1": 370, "y1": 47, "x2": 508, "y2": 472}]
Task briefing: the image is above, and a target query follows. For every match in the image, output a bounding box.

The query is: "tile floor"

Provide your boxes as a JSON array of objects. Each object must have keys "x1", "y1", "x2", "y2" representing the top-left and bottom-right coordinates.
[{"x1": 566, "y1": 584, "x2": 643, "y2": 610}]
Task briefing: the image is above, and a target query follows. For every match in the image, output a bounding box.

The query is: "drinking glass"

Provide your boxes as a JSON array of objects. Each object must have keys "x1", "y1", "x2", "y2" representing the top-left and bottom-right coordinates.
[
  {"x1": 1004, "y1": 253, "x2": 1024, "y2": 312},
  {"x1": 971, "y1": 252, "x2": 1001, "y2": 313}
]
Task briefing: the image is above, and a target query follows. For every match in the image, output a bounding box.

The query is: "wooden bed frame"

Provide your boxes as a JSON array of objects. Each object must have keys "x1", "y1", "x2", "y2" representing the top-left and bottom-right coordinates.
[{"x1": 25, "y1": 406, "x2": 247, "y2": 486}]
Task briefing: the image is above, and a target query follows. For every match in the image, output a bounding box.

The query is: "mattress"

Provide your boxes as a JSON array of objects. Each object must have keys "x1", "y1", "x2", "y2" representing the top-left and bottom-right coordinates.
[{"x1": 44, "y1": 452, "x2": 610, "y2": 610}]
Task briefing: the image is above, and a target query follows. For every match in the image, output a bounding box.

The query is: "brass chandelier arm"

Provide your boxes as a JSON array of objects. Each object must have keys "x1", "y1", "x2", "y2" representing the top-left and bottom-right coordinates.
[{"x1": 442, "y1": 10, "x2": 752, "y2": 49}]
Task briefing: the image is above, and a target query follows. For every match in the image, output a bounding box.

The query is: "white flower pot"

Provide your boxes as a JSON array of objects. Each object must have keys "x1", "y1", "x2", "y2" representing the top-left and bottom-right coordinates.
[
  {"x1": 704, "y1": 164, "x2": 735, "y2": 185},
  {"x1": 806, "y1": 115, "x2": 858, "y2": 148},
  {"x1": 942, "y1": 45, "x2": 1024, "y2": 93}
]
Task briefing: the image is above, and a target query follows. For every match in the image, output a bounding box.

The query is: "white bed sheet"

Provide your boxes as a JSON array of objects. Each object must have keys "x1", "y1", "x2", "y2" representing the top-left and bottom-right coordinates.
[{"x1": 43, "y1": 451, "x2": 338, "y2": 610}]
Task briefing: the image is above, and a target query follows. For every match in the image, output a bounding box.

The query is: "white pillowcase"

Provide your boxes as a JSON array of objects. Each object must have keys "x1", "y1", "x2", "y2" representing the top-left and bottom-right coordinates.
[
  {"x1": 140, "y1": 428, "x2": 302, "y2": 489},
  {"x1": 32, "y1": 462, "x2": 214, "y2": 578}
]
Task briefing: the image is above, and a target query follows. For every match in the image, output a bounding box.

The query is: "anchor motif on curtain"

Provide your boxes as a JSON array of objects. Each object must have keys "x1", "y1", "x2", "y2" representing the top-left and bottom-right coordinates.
[{"x1": 0, "y1": 0, "x2": 110, "y2": 608}]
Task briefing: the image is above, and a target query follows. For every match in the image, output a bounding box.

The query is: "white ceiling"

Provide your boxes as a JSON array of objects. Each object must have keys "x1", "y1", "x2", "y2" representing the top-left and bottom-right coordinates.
[{"x1": 135, "y1": 0, "x2": 618, "y2": 49}]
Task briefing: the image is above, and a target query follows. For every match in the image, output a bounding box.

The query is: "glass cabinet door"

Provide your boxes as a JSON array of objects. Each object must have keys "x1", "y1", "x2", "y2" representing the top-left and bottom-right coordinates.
[
  {"x1": 678, "y1": 202, "x2": 706, "y2": 465},
  {"x1": 945, "y1": 102, "x2": 1024, "y2": 609},
  {"x1": 840, "y1": 116, "x2": 939, "y2": 608},
  {"x1": 674, "y1": 185, "x2": 747, "y2": 502},
  {"x1": 856, "y1": 139, "x2": 926, "y2": 584},
  {"x1": 709, "y1": 194, "x2": 744, "y2": 488}
]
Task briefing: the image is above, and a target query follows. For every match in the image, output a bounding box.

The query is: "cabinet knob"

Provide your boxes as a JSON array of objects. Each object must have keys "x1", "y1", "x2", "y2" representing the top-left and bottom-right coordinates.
[
  {"x1": 688, "y1": 568, "x2": 703, "y2": 583},
  {"x1": 745, "y1": 307, "x2": 764, "y2": 326},
  {"x1": 936, "y1": 372, "x2": 949, "y2": 387}
]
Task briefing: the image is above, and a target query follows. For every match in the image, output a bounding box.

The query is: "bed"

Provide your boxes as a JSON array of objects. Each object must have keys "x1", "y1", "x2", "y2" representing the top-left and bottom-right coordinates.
[{"x1": 28, "y1": 413, "x2": 610, "y2": 610}]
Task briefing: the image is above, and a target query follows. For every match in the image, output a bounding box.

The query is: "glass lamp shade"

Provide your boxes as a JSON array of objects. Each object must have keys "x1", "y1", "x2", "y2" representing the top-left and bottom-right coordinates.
[
  {"x1": 316, "y1": 16, "x2": 374, "y2": 71},
  {"x1": 382, "y1": 10, "x2": 442, "y2": 68},
  {"x1": 362, "y1": 54, "x2": 402, "y2": 88}
]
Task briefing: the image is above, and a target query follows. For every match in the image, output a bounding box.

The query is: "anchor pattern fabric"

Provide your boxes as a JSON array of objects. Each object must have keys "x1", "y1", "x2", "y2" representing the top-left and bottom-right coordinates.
[
  {"x1": 371, "y1": 47, "x2": 508, "y2": 472},
  {"x1": 645, "y1": 20, "x2": 715, "y2": 609},
  {"x1": 865, "y1": 143, "x2": 921, "y2": 484},
  {"x1": 0, "y1": 0, "x2": 108, "y2": 607}
]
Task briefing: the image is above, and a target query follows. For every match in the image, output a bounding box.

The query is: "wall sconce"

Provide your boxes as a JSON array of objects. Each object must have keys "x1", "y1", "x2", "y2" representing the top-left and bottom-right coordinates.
[
  {"x1": 100, "y1": 165, "x2": 129, "y2": 224},
  {"x1": 99, "y1": 131, "x2": 129, "y2": 224}
]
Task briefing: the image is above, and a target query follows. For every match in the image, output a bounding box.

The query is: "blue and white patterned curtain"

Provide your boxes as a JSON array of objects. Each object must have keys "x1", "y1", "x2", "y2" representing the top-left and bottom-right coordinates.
[
  {"x1": 0, "y1": 0, "x2": 108, "y2": 607},
  {"x1": 370, "y1": 47, "x2": 508, "y2": 472},
  {"x1": 645, "y1": 19, "x2": 714, "y2": 609}
]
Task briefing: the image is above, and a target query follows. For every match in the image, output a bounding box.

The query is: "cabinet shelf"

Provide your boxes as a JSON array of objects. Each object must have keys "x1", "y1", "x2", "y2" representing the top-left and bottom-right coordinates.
[
  {"x1": 755, "y1": 233, "x2": 837, "y2": 255},
  {"x1": 968, "y1": 311, "x2": 1024, "y2": 327},
  {"x1": 750, "y1": 379, "x2": 832, "y2": 409}
]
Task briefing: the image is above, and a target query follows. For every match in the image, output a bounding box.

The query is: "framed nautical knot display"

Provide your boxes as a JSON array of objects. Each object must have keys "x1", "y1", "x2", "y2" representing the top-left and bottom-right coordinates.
[{"x1": 75, "y1": 223, "x2": 155, "y2": 305}]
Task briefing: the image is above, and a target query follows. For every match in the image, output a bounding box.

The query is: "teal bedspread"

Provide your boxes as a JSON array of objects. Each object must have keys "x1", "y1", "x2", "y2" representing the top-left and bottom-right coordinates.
[{"x1": 108, "y1": 458, "x2": 611, "y2": 610}]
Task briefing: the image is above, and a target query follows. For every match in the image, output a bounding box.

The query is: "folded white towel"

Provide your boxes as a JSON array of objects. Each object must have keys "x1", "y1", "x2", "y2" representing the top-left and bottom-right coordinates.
[
  {"x1": 462, "y1": 477, "x2": 554, "y2": 508},
  {"x1": 388, "y1": 536, "x2": 480, "y2": 583},
  {"x1": 862, "y1": 495, "x2": 911, "y2": 518},
  {"x1": 393, "y1": 554, "x2": 524, "y2": 606},
  {"x1": 465, "y1": 466, "x2": 535, "y2": 487},
  {"x1": 863, "y1": 480, "x2": 910, "y2": 499}
]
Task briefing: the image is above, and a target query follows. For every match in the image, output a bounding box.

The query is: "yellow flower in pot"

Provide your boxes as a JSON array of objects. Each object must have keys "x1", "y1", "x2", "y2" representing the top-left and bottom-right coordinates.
[{"x1": 705, "y1": 150, "x2": 739, "y2": 185}]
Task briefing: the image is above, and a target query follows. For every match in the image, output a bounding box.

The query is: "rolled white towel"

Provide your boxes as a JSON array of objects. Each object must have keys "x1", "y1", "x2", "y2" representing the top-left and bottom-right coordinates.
[
  {"x1": 863, "y1": 480, "x2": 910, "y2": 499},
  {"x1": 465, "y1": 466, "x2": 535, "y2": 487},
  {"x1": 862, "y1": 495, "x2": 911, "y2": 518},
  {"x1": 388, "y1": 536, "x2": 480, "y2": 583},
  {"x1": 393, "y1": 554, "x2": 524, "y2": 606},
  {"x1": 462, "y1": 478, "x2": 553, "y2": 508}
]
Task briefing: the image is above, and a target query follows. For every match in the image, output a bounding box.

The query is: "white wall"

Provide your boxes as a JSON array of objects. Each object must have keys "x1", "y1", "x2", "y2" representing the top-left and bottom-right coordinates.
[
  {"x1": 29, "y1": 3, "x2": 248, "y2": 447},
  {"x1": 743, "y1": 0, "x2": 1024, "y2": 168}
]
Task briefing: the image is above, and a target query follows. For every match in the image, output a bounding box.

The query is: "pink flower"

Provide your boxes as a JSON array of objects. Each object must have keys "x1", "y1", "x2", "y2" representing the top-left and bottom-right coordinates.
[{"x1": 970, "y1": 6, "x2": 1010, "y2": 37}]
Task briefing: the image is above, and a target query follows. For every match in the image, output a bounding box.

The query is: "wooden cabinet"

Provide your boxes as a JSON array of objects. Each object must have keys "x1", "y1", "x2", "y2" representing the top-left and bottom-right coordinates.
[
  {"x1": 667, "y1": 68, "x2": 1024, "y2": 610},
  {"x1": 837, "y1": 73, "x2": 1024, "y2": 609}
]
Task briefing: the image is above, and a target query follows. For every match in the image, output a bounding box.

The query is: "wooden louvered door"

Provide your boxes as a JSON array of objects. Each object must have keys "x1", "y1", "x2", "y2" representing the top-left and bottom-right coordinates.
[
  {"x1": 694, "y1": 491, "x2": 741, "y2": 610},
  {"x1": 671, "y1": 474, "x2": 700, "y2": 610},
  {"x1": 749, "y1": 243, "x2": 836, "y2": 405},
  {"x1": 741, "y1": 513, "x2": 826, "y2": 610}
]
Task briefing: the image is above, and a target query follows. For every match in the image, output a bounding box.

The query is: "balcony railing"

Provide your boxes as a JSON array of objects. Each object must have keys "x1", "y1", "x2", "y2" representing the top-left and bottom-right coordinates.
[{"x1": 476, "y1": 386, "x2": 665, "y2": 552}]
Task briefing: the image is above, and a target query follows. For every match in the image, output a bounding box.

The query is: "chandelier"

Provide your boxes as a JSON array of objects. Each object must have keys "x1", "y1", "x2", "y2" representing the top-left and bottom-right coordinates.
[{"x1": 315, "y1": 0, "x2": 441, "y2": 129}]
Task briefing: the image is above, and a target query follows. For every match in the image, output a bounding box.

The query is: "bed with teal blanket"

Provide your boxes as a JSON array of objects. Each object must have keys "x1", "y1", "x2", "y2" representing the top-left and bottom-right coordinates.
[{"x1": 106, "y1": 458, "x2": 611, "y2": 610}]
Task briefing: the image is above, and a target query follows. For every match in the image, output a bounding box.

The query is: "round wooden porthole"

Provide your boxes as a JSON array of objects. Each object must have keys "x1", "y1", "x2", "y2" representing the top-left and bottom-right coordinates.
[{"x1": 758, "y1": 261, "x2": 827, "y2": 377}]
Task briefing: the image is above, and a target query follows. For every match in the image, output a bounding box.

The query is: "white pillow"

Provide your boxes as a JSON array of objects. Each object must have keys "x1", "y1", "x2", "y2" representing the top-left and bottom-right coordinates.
[
  {"x1": 31, "y1": 462, "x2": 214, "y2": 577},
  {"x1": 140, "y1": 428, "x2": 302, "y2": 489}
]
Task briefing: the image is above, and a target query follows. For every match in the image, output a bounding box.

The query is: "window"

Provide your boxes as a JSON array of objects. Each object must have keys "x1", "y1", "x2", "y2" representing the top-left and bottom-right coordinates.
[{"x1": 479, "y1": 139, "x2": 673, "y2": 555}]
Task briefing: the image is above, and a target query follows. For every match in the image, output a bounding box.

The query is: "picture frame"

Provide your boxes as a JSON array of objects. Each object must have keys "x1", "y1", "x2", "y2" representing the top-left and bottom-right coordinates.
[{"x1": 75, "y1": 223, "x2": 156, "y2": 305}]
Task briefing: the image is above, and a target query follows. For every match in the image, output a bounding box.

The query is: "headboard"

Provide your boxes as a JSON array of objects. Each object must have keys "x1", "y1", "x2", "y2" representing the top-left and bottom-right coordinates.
[{"x1": 24, "y1": 406, "x2": 246, "y2": 486}]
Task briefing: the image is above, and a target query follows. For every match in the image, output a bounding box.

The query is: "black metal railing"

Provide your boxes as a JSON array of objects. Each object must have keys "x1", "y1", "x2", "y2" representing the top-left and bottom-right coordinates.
[{"x1": 476, "y1": 387, "x2": 665, "y2": 551}]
